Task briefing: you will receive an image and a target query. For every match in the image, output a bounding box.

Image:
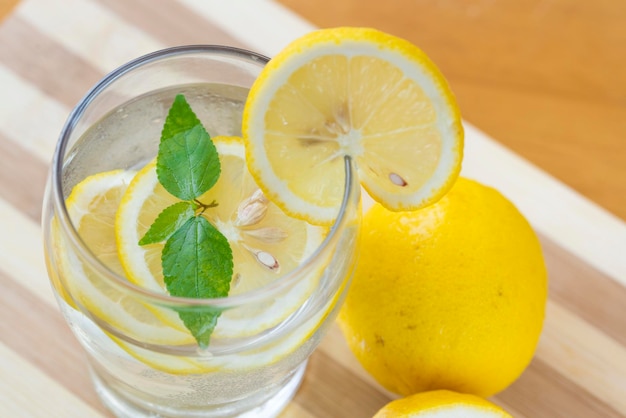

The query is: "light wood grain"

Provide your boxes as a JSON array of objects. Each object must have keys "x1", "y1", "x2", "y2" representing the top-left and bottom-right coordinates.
[
  {"x1": 0, "y1": 343, "x2": 103, "y2": 418},
  {"x1": 0, "y1": 1, "x2": 624, "y2": 417},
  {"x1": 277, "y1": 0, "x2": 626, "y2": 221}
]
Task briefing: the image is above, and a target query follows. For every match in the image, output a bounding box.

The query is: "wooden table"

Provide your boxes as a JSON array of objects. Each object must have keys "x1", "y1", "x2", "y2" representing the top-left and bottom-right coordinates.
[{"x1": 0, "y1": 1, "x2": 624, "y2": 417}]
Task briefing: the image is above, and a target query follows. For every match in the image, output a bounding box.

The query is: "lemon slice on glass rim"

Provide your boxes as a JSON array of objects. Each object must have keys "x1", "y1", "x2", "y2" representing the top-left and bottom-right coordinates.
[
  {"x1": 243, "y1": 27, "x2": 464, "y2": 225},
  {"x1": 115, "y1": 136, "x2": 327, "y2": 339}
]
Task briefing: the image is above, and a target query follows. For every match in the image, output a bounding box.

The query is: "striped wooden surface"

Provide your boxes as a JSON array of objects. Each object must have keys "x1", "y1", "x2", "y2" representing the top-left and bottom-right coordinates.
[{"x1": 0, "y1": 1, "x2": 624, "y2": 417}]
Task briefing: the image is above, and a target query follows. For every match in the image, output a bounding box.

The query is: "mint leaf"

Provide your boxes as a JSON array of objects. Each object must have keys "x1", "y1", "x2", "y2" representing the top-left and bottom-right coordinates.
[
  {"x1": 161, "y1": 94, "x2": 202, "y2": 139},
  {"x1": 140, "y1": 94, "x2": 234, "y2": 348},
  {"x1": 157, "y1": 95, "x2": 220, "y2": 201},
  {"x1": 176, "y1": 306, "x2": 222, "y2": 350},
  {"x1": 162, "y1": 216, "x2": 233, "y2": 347},
  {"x1": 139, "y1": 201, "x2": 197, "y2": 245}
]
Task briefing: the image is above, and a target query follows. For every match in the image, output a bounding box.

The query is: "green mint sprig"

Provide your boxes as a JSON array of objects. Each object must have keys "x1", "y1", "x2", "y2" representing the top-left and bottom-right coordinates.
[{"x1": 139, "y1": 94, "x2": 233, "y2": 348}]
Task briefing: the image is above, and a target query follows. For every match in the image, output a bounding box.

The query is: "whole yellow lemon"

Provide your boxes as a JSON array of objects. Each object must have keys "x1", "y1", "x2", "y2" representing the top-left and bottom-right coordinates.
[{"x1": 338, "y1": 177, "x2": 547, "y2": 397}]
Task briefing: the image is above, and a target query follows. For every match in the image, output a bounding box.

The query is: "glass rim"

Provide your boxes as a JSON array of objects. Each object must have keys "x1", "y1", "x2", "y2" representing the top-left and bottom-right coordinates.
[{"x1": 51, "y1": 44, "x2": 357, "y2": 308}]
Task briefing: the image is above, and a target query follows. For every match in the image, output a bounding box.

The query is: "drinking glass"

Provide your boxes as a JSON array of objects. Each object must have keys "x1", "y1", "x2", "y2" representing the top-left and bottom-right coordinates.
[{"x1": 42, "y1": 46, "x2": 361, "y2": 418}]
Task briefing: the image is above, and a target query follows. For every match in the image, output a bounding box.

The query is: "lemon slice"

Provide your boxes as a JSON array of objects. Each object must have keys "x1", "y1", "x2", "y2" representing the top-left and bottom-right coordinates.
[
  {"x1": 243, "y1": 27, "x2": 463, "y2": 225},
  {"x1": 57, "y1": 170, "x2": 194, "y2": 345},
  {"x1": 373, "y1": 390, "x2": 513, "y2": 417},
  {"x1": 115, "y1": 136, "x2": 327, "y2": 338}
]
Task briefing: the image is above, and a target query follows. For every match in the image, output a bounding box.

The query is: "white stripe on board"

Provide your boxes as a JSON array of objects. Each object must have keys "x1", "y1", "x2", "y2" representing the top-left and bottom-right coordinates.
[
  {"x1": 187, "y1": 0, "x2": 626, "y2": 285},
  {"x1": 0, "y1": 197, "x2": 56, "y2": 307},
  {"x1": 17, "y1": 0, "x2": 163, "y2": 72},
  {"x1": 0, "y1": 342, "x2": 105, "y2": 418},
  {"x1": 177, "y1": 0, "x2": 316, "y2": 57},
  {"x1": 537, "y1": 300, "x2": 626, "y2": 413},
  {"x1": 280, "y1": 402, "x2": 318, "y2": 418},
  {"x1": 0, "y1": 65, "x2": 68, "y2": 162}
]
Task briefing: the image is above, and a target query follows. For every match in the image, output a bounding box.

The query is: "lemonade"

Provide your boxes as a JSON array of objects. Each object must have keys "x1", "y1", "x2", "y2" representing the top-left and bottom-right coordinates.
[
  {"x1": 42, "y1": 47, "x2": 361, "y2": 417},
  {"x1": 43, "y1": 28, "x2": 465, "y2": 418}
]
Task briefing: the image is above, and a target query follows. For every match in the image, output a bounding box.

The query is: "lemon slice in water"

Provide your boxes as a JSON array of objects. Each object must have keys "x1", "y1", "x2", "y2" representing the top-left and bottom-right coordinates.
[
  {"x1": 115, "y1": 136, "x2": 327, "y2": 338},
  {"x1": 56, "y1": 170, "x2": 194, "y2": 345}
]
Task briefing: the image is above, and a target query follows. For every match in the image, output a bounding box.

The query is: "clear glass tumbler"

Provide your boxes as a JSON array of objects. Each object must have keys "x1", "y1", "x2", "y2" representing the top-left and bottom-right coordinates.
[{"x1": 42, "y1": 46, "x2": 361, "y2": 417}]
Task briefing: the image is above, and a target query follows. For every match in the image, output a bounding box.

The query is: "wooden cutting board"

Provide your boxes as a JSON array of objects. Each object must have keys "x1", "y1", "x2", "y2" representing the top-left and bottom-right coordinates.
[{"x1": 0, "y1": 1, "x2": 624, "y2": 417}]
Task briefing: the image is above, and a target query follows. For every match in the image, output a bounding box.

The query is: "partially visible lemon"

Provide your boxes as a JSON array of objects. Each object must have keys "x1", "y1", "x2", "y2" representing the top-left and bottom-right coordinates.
[
  {"x1": 243, "y1": 27, "x2": 463, "y2": 225},
  {"x1": 373, "y1": 390, "x2": 513, "y2": 417},
  {"x1": 115, "y1": 136, "x2": 327, "y2": 338},
  {"x1": 57, "y1": 170, "x2": 194, "y2": 345},
  {"x1": 339, "y1": 177, "x2": 547, "y2": 397}
]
